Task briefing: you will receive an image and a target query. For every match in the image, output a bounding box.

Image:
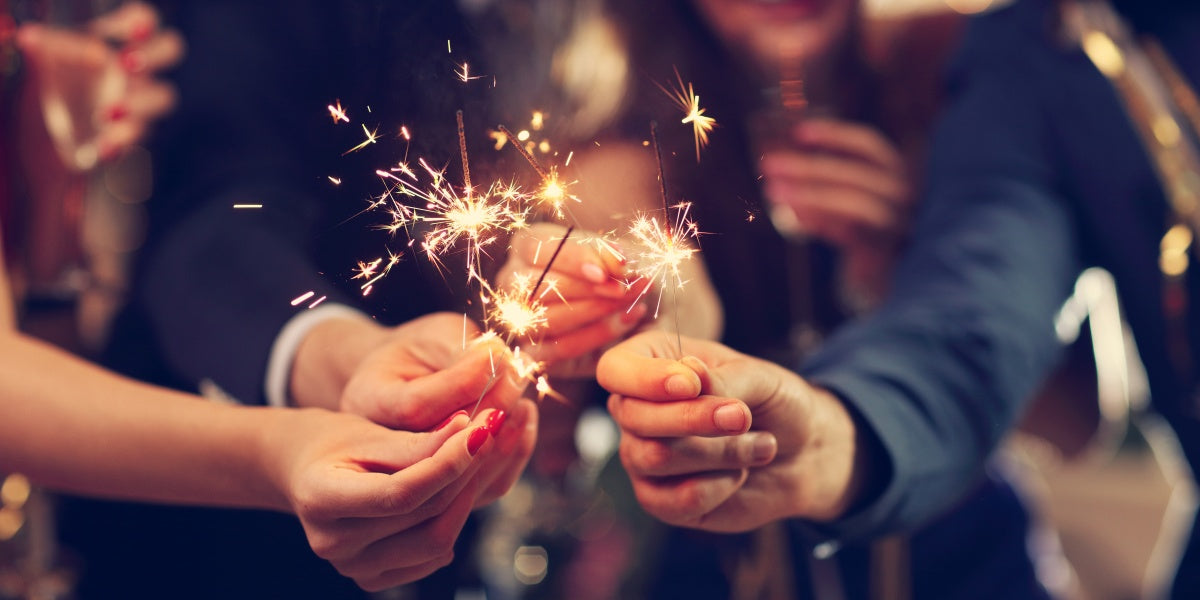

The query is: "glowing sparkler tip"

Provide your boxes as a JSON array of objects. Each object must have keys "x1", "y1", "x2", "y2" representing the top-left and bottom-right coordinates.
[{"x1": 327, "y1": 100, "x2": 350, "y2": 123}]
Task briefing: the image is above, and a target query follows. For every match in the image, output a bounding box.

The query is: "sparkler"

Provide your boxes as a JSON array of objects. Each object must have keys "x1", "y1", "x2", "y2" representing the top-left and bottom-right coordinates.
[
  {"x1": 469, "y1": 226, "x2": 577, "y2": 416},
  {"x1": 657, "y1": 68, "x2": 717, "y2": 162},
  {"x1": 623, "y1": 123, "x2": 702, "y2": 355}
]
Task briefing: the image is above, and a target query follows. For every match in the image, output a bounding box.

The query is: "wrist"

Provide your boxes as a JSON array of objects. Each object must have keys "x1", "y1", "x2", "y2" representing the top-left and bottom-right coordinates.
[
  {"x1": 788, "y1": 385, "x2": 878, "y2": 522},
  {"x1": 289, "y1": 315, "x2": 388, "y2": 410}
]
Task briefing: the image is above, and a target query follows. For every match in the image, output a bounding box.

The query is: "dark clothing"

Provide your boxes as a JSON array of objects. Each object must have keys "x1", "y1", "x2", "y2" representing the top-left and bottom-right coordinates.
[
  {"x1": 65, "y1": 2, "x2": 503, "y2": 598},
  {"x1": 620, "y1": 2, "x2": 1049, "y2": 597},
  {"x1": 801, "y1": 1, "x2": 1200, "y2": 597}
]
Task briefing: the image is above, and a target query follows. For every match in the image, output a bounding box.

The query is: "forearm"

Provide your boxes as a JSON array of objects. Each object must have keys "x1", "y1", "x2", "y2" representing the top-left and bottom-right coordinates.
[{"x1": 0, "y1": 332, "x2": 290, "y2": 511}]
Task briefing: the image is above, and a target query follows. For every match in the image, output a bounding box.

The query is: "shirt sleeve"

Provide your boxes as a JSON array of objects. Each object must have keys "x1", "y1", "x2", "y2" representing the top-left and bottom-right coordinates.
[{"x1": 798, "y1": 1, "x2": 1083, "y2": 543}]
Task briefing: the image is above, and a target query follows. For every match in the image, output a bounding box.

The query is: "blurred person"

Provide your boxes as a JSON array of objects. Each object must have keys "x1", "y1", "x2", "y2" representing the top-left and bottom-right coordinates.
[
  {"x1": 497, "y1": 0, "x2": 1059, "y2": 598},
  {"x1": 0, "y1": 2, "x2": 532, "y2": 595},
  {"x1": 591, "y1": 0, "x2": 1200, "y2": 598}
]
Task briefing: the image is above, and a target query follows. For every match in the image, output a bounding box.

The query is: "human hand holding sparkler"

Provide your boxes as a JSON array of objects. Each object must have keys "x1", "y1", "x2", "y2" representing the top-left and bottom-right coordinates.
[
  {"x1": 496, "y1": 223, "x2": 649, "y2": 377},
  {"x1": 267, "y1": 406, "x2": 507, "y2": 590},
  {"x1": 758, "y1": 118, "x2": 913, "y2": 307},
  {"x1": 290, "y1": 311, "x2": 539, "y2": 509},
  {"x1": 596, "y1": 331, "x2": 882, "y2": 532}
]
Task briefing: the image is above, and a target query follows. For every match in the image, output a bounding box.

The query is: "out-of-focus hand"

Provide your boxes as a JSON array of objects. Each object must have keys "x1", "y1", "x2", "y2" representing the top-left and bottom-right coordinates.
[
  {"x1": 16, "y1": 1, "x2": 184, "y2": 166},
  {"x1": 496, "y1": 222, "x2": 648, "y2": 377},
  {"x1": 759, "y1": 118, "x2": 913, "y2": 306},
  {"x1": 265, "y1": 406, "x2": 505, "y2": 591},
  {"x1": 596, "y1": 331, "x2": 871, "y2": 532}
]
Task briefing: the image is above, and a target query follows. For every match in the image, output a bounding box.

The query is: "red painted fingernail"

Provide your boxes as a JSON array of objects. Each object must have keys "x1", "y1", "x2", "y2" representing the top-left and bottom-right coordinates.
[
  {"x1": 485, "y1": 409, "x2": 507, "y2": 435},
  {"x1": 120, "y1": 48, "x2": 143, "y2": 72},
  {"x1": 104, "y1": 104, "x2": 128, "y2": 121},
  {"x1": 433, "y1": 410, "x2": 468, "y2": 432},
  {"x1": 467, "y1": 427, "x2": 489, "y2": 456},
  {"x1": 130, "y1": 21, "x2": 153, "y2": 44}
]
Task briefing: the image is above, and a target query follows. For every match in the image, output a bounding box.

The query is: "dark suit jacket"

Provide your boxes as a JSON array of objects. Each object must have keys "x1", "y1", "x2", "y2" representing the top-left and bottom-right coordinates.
[
  {"x1": 803, "y1": 0, "x2": 1200, "y2": 596},
  {"x1": 69, "y1": 2, "x2": 499, "y2": 598}
]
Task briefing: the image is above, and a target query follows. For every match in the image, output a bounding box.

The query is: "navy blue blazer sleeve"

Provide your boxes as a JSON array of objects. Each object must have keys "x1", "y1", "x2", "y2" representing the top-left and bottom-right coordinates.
[
  {"x1": 128, "y1": 2, "x2": 364, "y2": 405},
  {"x1": 799, "y1": 2, "x2": 1082, "y2": 542}
]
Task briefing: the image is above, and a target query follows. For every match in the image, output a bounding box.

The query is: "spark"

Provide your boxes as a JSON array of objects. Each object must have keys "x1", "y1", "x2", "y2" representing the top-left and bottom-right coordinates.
[
  {"x1": 343, "y1": 123, "x2": 381, "y2": 155},
  {"x1": 498, "y1": 124, "x2": 580, "y2": 221},
  {"x1": 657, "y1": 68, "x2": 716, "y2": 161},
  {"x1": 290, "y1": 291, "x2": 315, "y2": 306},
  {"x1": 233, "y1": 203, "x2": 262, "y2": 209},
  {"x1": 481, "y1": 275, "x2": 551, "y2": 340},
  {"x1": 625, "y1": 202, "x2": 701, "y2": 317},
  {"x1": 455, "y1": 61, "x2": 483, "y2": 83},
  {"x1": 351, "y1": 250, "x2": 404, "y2": 293},
  {"x1": 308, "y1": 295, "x2": 328, "y2": 309},
  {"x1": 327, "y1": 100, "x2": 350, "y2": 123},
  {"x1": 327, "y1": 176, "x2": 342, "y2": 185}
]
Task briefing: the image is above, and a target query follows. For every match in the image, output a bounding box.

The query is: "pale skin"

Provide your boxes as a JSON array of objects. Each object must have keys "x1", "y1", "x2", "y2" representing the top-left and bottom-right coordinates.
[
  {"x1": 0, "y1": 232, "x2": 530, "y2": 590},
  {"x1": 596, "y1": 331, "x2": 873, "y2": 532}
]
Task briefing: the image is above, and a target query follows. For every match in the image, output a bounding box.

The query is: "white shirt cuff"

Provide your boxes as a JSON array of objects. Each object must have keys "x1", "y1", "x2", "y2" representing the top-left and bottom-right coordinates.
[{"x1": 264, "y1": 303, "x2": 372, "y2": 408}]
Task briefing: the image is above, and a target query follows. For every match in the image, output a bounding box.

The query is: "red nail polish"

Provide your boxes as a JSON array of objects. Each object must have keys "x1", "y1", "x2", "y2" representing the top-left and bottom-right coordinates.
[
  {"x1": 485, "y1": 409, "x2": 507, "y2": 435},
  {"x1": 120, "y1": 48, "x2": 142, "y2": 72},
  {"x1": 433, "y1": 410, "x2": 467, "y2": 432},
  {"x1": 130, "y1": 21, "x2": 153, "y2": 44},
  {"x1": 467, "y1": 427, "x2": 489, "y2": 456},
  {"x1": 105, "y1": 104, "x2": 128, "y2": 121}
]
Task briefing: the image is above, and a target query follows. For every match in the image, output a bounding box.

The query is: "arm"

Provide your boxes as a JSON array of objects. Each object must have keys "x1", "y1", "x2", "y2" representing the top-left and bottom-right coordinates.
[
  {"x1": 0, "y1": 284, "x2": 515, "y2": 590},
  {"x1": 800, "y1": 5, "x2": 1081, "y2": 540},
  {"x1": 599, "y1": 4, "x2": 1081, "y2": 541}
]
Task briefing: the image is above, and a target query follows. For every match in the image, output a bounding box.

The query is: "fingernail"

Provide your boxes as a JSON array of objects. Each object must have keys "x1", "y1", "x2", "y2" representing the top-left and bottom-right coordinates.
[
  {"x1": 485, "y1": 409, "x2": 508, "y2": 435},
  {"x1": 714, "y1": 403, "x2": 749, "y2": 433},
  {"x1": 664, "y1": 372, "x2": 699, "y2": 397},
  {"x1": 104, "y1": 104, "x2": 128, "y2": 121},
  {"x1": 750, "y1": 432, "x2": 777, "y2": 463},
  {"x1": 130, "y1": 21, "x2": 153, "y2": 44},
  {"x1": 120, "y1": 48, "x2": 143, "y2": 72},
  {"x1": 581, "y1": 262, "x2": 606, "y2": 284},
  {"x1": 433, "y1": 410, "x2": 468, "y2": 432},
  {"x1": 467, "y1": 427, "x2": 489, "y2": 456}
]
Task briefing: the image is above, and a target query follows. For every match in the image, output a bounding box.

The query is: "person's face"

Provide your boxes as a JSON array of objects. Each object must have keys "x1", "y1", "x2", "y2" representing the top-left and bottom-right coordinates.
[{"x1": 691, "y1": 0, "x2": 856, "y2": 69}]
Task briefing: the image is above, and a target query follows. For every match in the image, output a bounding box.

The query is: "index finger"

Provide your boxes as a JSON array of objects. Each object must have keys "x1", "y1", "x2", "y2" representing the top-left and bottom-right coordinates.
[
  {"x1": 512, "y1": 224, "x2": 626, "y2": 285},
  {"x1": 794, "y1": 118, "x2": 904, "y2": 172},
  {"x1": 332, "y1": 424, "x2": 489, "y2": 519},
  {"x1": 88, "y1": 2, "x2": 160, "y2": 42}
]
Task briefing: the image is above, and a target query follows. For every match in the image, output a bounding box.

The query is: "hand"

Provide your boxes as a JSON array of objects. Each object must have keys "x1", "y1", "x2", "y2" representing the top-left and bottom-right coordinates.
[
  {"x1": 291, "y1": 312, "x2": 537, "y2": 507},
  {"x1": 496, "y1": 222, "x2": 647, "y2": 377},
  {"x1": 759, "y1": 118, "x2": 914, "y2": 306},
  {"x1": 596, "y1": 331, "x2": 872, "y2": 532},
  {"x1": 264, "y1": 406, "x2": 506, "y2": 591},
  {"x1": 16, "y1": 2, "x2": 184, "y2": 166}
]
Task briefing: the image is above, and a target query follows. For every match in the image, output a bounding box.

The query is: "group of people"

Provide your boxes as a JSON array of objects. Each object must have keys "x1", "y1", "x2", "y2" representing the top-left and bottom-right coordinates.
[{"x1": 3, "y1": 0, "x2": 1200, "y2": 598}]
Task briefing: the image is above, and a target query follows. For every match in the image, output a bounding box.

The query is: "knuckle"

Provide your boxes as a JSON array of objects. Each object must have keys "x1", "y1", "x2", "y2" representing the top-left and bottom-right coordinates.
[{"x1": 634, "y1": 439, "x2": 673, "y2": 473}]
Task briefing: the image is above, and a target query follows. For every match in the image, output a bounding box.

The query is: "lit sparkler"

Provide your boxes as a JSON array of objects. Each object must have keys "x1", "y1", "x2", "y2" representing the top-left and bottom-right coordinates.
[{"x1": 657, "y1": 68, "x2": 716, "y2": 162}]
